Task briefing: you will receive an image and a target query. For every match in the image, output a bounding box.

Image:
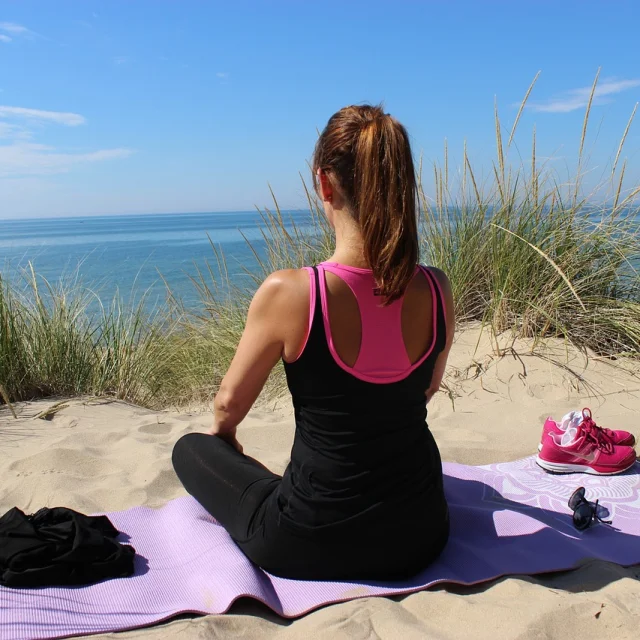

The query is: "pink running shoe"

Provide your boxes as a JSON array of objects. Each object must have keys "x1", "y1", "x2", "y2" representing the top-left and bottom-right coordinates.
[
  {"x1": 540, "y1": 408, "x2": 636, "y2": 450},
  {"x1": 536, "y1": 418, "x2": 637, "y2": 475}
]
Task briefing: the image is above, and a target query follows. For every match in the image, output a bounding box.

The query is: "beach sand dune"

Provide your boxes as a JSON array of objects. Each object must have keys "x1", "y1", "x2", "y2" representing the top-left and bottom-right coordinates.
[{"x1": 2, "y1": 325, "x2": 639, "y2": 639}]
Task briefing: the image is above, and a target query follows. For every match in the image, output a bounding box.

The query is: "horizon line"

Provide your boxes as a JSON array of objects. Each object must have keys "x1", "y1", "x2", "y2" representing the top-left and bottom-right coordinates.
[{"x1": 0, "y1": 208, "x2": 311, "y2": 222}]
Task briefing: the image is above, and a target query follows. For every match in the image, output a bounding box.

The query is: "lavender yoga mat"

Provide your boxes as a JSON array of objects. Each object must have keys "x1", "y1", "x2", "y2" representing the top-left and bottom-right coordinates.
[{"x1": 2, "y1": 456, "x2": 639, "y2": 640}]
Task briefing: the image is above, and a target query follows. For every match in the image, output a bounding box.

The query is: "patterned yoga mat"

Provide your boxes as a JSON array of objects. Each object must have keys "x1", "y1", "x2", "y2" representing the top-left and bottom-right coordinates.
[{"x1": 2, "y1": 456, "x2": 639, "y2": 640}]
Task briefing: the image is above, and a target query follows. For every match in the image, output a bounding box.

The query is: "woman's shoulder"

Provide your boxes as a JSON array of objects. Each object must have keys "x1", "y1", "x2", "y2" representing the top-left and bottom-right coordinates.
[
  {"x1": 248, "y1": 270, "x2": 313, "y2": 355},
  {"x1": 419, "y1": 265, "x2": 454, "y2": 339},
  {"x1": 419, "y1": 265, "x2": 449, "y2": 282},
  {"x1": 260, "y1": 268, "x2": 312, "y2": 292},
  {"x1": 251, "y1": 268, "x2": 311, "y2": 316},
  {"x1": 419, "y1": 265, "x2": 451, "y2": 293}
]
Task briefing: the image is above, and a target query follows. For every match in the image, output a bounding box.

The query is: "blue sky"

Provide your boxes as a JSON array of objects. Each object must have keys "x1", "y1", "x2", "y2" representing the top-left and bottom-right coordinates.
[{"x1": 1, "y1": 0, "x2": 639, "y2": 218}]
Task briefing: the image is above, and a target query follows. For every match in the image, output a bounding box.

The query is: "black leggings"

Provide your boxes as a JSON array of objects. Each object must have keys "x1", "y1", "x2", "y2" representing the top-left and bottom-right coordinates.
[
  {"x1": 172, "y1": 433, "x2": 280, "y2": 544},
  {"x1": 172, "y1": 432, "x2": 449, "y2": 580}
]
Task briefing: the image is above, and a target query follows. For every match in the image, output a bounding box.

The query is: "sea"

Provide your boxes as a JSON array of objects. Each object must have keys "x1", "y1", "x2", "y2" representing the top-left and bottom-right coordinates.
[
  {"x1": 0, "y1": 211, "x2": 317, "y2": 313},
  {"x1": 2, "y1": 208, "x2": 638, "y2": 316}
]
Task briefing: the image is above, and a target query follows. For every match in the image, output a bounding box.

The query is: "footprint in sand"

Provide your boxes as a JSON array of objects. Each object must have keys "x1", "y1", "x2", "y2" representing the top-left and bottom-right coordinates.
[
  {"x1": 138, "y1": 422, "x2": 173, "y2": 435},
  {"x1": 9, "y1": 449, "x2": 121, "y2": 477}
]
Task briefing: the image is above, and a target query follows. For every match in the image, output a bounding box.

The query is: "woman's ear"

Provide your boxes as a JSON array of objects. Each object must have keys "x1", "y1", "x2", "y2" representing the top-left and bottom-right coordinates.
[{"x1": 318, "y1": 169, "x2": 333, "y2": 203}]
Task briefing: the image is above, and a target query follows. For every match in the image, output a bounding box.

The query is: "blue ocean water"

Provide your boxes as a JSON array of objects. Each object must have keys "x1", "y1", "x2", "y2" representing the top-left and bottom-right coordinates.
[
  {"x1": 0, "y1": 211, "x2": 316, "y2": 312},
  {"x1": 3, "y1": 208, "x2": 637, "y2": 315}
]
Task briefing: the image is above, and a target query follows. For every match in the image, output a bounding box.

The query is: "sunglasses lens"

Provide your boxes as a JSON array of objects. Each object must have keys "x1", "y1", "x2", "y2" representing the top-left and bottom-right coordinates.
[
  {"x1": 573, "y1": 503, "x2": 593, "y2": 530},
  {"x1": 568, "y1": 487, "x2": 586, "y2": 510}
]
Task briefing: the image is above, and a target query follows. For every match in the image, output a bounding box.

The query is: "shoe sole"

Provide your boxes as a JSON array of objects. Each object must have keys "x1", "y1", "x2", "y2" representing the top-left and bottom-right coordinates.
[{"x1": 535, "y1": 455, "x2": 637, "y2": 475}]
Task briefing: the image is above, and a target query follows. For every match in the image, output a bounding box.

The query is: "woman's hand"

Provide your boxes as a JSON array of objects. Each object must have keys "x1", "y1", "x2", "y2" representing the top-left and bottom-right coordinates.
[{"x1": 209, "y1": 421, "x2": 244, "y2": 454}]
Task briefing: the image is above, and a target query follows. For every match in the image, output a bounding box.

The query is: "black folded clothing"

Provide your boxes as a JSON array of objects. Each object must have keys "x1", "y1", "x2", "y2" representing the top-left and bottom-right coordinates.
[{"x1": 0, "y1": 506, "x2": 135, "y2": 588}]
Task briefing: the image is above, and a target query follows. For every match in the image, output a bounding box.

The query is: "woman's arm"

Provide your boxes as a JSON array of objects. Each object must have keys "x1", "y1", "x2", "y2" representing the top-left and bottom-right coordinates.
[
  {"x1": 211, "y1": 269, "x2": 309, "y2": 450},
  {"x1": 425, "y1": 268, "x2": 455, "y2": 403}
]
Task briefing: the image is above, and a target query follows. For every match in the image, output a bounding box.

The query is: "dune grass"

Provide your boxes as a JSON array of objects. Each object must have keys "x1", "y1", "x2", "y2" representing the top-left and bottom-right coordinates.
[
  {"x1": 1, "y1": 71, "x2": 639, "y2": 410},
  {"x1": 0, "y1": 266, "x2": 172, "y2": 408},
  {"x1": 419, "y1": 72, "x2": 640, "y2": 357}
]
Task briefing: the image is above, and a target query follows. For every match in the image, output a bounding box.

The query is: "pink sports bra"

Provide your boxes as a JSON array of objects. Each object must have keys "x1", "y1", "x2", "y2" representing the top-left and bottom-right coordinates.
[{"x1": 294, "y1": 261, "x2": 446, "y2": 384}]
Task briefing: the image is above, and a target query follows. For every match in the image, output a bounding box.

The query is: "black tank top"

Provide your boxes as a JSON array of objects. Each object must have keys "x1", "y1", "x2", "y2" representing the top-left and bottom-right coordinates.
[{"x1": 274, "y1": 265, "x2": 449, "y2": 543}]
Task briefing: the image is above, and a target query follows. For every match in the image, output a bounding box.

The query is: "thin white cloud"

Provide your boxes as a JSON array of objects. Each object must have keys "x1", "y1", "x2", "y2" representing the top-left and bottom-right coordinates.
[
  {"x1": 0, "y1": 121, "x2": 29, "y2": 139},
  {"x1": 0, "y1": 34, "x2": 11, "y2": 43},
  {"x1": 528, "y1": 78, "x2": 640, "y2": 113},
  {"x1": 0, "y1": 104, "x2": 133, "y2": 177},
  {"x1": 113, "y1": 56, "x2": 128, "y2": 65},
  {"x1": 0, "y1": 143, "x2": 134, "y2": 177},
  {"x1": 216, "y1": 72, "x2": 229, "y2": 79},
  {"x1": 0, "y1": 22, "x2": 29, "y2": 34},
  {"x1": 0, "y1": 106, "x2": 86, "y2": 126}
]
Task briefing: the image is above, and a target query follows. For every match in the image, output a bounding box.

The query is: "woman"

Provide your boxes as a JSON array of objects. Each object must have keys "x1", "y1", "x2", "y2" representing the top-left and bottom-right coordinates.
[{"x1": 172, "y1": 105, "x2": 455, "y2": 581}]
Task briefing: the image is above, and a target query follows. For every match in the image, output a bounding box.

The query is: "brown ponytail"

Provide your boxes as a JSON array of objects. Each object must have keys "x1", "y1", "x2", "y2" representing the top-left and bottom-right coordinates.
[{"x1": 312, "y1": 104, "x2": 418, "y2": 304}]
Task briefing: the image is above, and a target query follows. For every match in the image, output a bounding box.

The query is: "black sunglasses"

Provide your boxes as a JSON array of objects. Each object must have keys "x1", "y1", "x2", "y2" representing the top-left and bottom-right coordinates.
[{"x1": 568, "y1": 487, "x2": 612, "y2": 531}]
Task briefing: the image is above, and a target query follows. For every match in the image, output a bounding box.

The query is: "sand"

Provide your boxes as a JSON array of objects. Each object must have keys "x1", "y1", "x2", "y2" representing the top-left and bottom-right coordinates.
[{"x1": 2, "y1": 324, "x2": 640, "y2": 639}]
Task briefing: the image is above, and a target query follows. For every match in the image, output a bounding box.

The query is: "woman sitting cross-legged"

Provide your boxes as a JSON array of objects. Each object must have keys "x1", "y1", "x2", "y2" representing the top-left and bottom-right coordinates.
[{"x1": 172, "y1": 104, "x2": 455, "y2": 581}]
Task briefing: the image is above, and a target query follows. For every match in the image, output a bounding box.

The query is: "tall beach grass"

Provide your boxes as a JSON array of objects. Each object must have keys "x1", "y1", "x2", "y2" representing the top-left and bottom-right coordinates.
[{"x1": 1, "y1": 71, "x2": 639, "y2": 409}]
